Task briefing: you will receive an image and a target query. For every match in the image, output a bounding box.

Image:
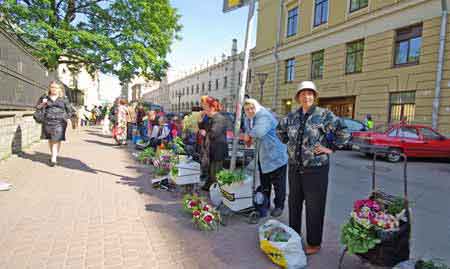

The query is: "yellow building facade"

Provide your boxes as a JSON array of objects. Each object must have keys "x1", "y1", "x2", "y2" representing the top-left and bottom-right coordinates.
[{"x1": 250, "y1": 0, "x2": 450, "y2": 134}]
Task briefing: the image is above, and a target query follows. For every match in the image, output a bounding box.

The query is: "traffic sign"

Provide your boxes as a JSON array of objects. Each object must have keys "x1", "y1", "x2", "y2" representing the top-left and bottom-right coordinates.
[{"x1": 223, "y1": 0, "x2": 249, "y2": 13}]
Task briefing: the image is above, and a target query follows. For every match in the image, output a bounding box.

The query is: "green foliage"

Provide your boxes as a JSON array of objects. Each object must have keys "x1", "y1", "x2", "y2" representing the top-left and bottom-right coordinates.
[
  {"x1": 216, "y1": 169, "x2": 245, "y2": 186},
  {"x1": 137, "y1": 147, "x2": 155, "y2": 161},
  {"x1": 0, "y1": 0, "x2": 181, "y2": 82},
  {"x1": 170, "y1": 137, "x2": 185, "y2": 155},
  {"x1": 416, "y1": 260, "x2": 450, "y2": 269},
  {"x1": 341, "y1": 219, "x2": 381, "y2": 254},
  {"x1": 386, "y1": 197, "x2": 406, "y2": 216}
]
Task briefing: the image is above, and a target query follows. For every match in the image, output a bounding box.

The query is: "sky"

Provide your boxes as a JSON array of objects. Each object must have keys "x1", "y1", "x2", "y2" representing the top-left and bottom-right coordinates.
[{"x1": 166, "y1": 0, "x2": 257, "y2": 82}]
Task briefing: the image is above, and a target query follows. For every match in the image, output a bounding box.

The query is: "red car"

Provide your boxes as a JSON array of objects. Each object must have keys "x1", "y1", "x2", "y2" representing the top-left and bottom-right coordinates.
[{"x1": 352, "y1": 123, "x2": 450, "y2": 162}]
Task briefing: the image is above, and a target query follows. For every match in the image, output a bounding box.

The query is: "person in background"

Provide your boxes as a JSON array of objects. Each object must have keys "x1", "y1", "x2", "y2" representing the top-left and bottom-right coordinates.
[
  {"x1": 198, "y1": 96, "x2": 228, "y2": 191},
  {"x1": 126, "y1": 102, "x2": 137, "y2": 141},
  {"x1": 102, "y1": 105, "x2": 111, "y2": 135},
  {"x1": 149, "y1": 116, "x2": 170, "y2": 148},
  {"x1": 277, "y1": 81, "x2": 350, "y2": 255},
  {"x1": 113, "y1": 98, "x2": 128, "y2": 145},
  {"x1": 243, "y1": 98, "x2": 288, "y2": 217},
  {"x1": 136, "y1": 104, "x2": 146, "y2": 139},
  {"x1": 36, "y1": 81, "x2": 75, "y2": 166},
  {"x1": 364, "y1": 114, "x2": 374, "y2": 129}
]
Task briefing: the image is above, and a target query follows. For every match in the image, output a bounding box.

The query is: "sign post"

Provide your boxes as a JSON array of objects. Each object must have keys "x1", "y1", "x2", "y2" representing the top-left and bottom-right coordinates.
[{"x1": 223, "y1": 0, "x2": 256, "y2": 171}]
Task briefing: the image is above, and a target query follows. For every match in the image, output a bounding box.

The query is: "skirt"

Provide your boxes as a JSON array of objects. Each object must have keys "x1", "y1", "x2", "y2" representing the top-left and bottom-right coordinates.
[{"x1": 42, "y1": 119, "x2": 67, "y2": 141}]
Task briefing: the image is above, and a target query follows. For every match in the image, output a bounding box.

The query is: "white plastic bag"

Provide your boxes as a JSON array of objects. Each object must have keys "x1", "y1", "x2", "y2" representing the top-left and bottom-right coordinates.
[
  {"x1": 209, "y1": 183, "x2": 223, "y2": 206},
  {"x1": 259, "y1": 219, "x2": 306, "y2": 269}
]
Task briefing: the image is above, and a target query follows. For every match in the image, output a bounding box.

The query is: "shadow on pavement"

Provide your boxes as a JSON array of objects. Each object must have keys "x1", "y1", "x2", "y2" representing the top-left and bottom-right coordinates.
[
  {"x1": 17, "y1": 151, "x2": 98, "y2": 173},
  {"x1": 84, "y1": 139, "x2": 119, "y2": 147}
]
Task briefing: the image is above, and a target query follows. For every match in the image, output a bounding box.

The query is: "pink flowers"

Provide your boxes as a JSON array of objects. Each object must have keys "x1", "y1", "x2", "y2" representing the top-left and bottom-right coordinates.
[
  {"x1": 183, "y1": 194, "x2": 220, "y2": 231},
  {"x1": 351, "y1": 199, "x2": 399, "y2": 231}
]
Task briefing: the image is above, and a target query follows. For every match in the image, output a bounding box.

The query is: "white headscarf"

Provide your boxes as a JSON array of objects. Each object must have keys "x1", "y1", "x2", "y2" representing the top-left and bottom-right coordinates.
[{"x1": 244, "y1": 98, "x2": 263, "y2": 115}]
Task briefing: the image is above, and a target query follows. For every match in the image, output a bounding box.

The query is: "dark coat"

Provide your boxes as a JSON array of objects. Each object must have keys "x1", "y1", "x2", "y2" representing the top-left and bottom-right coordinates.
[
  {"x1": 37, "y1": 95, "x2": 75, "y2": 141},
  {"x1": 199, "y1": 112, "x2": 229, "y2": 162}
]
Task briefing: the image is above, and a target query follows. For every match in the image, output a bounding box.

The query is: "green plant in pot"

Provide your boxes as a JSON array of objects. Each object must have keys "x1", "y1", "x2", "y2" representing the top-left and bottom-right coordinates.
[{"x1": 216, "y1": 169, "x2": 245, "y2": 186}]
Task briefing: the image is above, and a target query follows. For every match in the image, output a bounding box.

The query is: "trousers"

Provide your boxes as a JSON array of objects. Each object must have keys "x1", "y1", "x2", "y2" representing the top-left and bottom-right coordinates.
[
  {"x1": 258, "y1": 162, "x2": 287, "y2": 209},
  {"x1": 288, "y1": 164, "x2": 329, "y2": 246}
]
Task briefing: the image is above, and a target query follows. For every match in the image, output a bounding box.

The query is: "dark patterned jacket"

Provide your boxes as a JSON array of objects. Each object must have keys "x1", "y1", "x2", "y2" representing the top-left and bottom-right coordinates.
[{"x1": 277, "y1": 105, "x2": 350, "y2": 169}]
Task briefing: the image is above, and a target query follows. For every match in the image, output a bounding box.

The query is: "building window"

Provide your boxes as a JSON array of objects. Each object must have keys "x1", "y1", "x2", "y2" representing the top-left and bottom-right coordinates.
[
  {"x1": 314, "y1": 0, "x2": 328, "y2": 27},
  {"x1": 248, "y1": 69, "x2": 252, "y2": 83},
  {"x1": 287, "y1": 7, "x2": 298, "y2": 37},
  {"x1": 394, "y1": 24, "x2": 422, "y2": 67},
  {"x1": 215, "y1": 79, "x2": 219, "y2": 90},
  {"x1": 202, "y1": 82, "x2": 205, "y2": 92},
  {"x1": 346, "y1": 39, "x2": 364, "y2": 74},
  {"x1": 192, "y1": 85, "x2": 194, "y2": 95},
  {"x1": 196, "y1": 84, "x2": 199, "y2": 93},
  {"x1": 208, "y1": 81, "x2": 211, "y2": 91},
  {"x1": 349, "y1": 0, "x2": 368, "y2": 13},
  {"x1": 224, "y1": 76, "x2": 228, "y2": 88},
  {"x1": 311, "y1": 50, "x2": 324, "y2": 80},
  {"x1": 238, "y1": 72, "x2": 241, "y2": 86},
  {"x1": 389, "y1": 91, "x2": 416, "y2": 123},
  {"x1": 285, "y1": 58, "x2": 296, "y2": 83}
]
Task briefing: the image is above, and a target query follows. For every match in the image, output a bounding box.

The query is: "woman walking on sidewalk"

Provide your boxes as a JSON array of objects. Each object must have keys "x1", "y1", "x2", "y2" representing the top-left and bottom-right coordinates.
[
  {"x1": 243, "y1": 98, "x2": 288, "y2": 218},
  {"x1": 36, "y1": 81, "x2": 75, "y2": 167},
  {"x1": 112, "y1": 98, "x2": 128, "y2": 145},
  {"x1": 198, "y1": 96, "x2": 228, "y2": 191},
  {"x1": 277, "y1": 81, "x2": 349, "y2": 255}
]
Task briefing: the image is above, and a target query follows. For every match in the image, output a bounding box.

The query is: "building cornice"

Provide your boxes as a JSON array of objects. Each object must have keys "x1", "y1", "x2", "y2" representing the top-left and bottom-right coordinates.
[{"x1": 253, "y1": 0, "x2": 438, "y2": 67}]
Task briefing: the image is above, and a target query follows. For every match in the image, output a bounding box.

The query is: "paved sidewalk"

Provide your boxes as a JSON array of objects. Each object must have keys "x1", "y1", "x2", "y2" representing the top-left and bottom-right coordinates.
[{"x1": 0, "y1": 127, "x2": 363, "y2": 269}]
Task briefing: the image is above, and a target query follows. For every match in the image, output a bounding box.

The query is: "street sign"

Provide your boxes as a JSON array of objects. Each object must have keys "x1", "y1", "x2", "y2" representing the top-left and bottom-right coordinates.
[{"x1": 223, "y1": 0, "x2": 249, "y2": 13}]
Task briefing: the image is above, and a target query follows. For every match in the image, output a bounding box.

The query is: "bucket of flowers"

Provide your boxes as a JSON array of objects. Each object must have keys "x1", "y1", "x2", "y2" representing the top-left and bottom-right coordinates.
[
  {"x1": 339, "y1": 150, "x2": 411, "y2": 268},
  {"x1": 183, "y1": 194, "x2": 220, "y2": 231}
]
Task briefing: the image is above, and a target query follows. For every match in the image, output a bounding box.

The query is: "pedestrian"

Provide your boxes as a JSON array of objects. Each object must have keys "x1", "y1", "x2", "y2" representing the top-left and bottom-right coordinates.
[
  {"x1": 277, "y1": 81, "x2": 350, "y2": 255},
  {"x1": 364, "y1": 114, "x2": 374, "y2": 129},
  {"x1": 36, "y1": 81, "x2": 75, "y2": 166},
  {"x1": 243, "y1": 98, "x2": 288, "y2": 217},
  {"x1": 126, "y1": 102, "x2": 137, "y2": 141},
  {"x1": 136, "y1": 104, "x2": 146, "y2": 138},
  {"x1": 198, "y1": 96, "x2": 229, "y2": 191},
  {"x1": 149, "y1": 116, "x2": 170, "y2": 149},
  {"x1": 102, "y1": 105, "x2": 111, "y2": 135},
  {"x1": 112, "y1": 98, "x2": 128, "y2": 145}
]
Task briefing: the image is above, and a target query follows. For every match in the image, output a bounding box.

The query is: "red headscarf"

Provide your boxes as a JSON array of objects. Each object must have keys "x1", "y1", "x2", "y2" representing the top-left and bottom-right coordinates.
[{"x1": 200, "y1": 95, "x2": 222, "y2": 112}]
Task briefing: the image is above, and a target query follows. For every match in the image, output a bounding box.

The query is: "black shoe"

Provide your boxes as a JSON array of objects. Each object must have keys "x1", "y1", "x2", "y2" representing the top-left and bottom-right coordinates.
[
  {"x1": 270, "y1": 208, "x2": 283, "y2": 217},
  {"x1": 49, "y1": 161, "x2": 56, "y2": 167}
]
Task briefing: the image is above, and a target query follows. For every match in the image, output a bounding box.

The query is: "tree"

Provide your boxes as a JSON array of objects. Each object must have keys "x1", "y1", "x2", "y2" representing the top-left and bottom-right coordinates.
[{"x1": 0, "y1": 0, "x2": 181, "y2": 83}]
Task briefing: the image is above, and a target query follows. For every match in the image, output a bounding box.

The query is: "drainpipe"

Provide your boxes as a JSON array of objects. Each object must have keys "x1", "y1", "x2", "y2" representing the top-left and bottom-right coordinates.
[
  {"x1": 432, "y1": 0, "x2": 448, "y2": 130},
  {"x1": 272, "y1": 0, "x2": 284, "y2": 111}
]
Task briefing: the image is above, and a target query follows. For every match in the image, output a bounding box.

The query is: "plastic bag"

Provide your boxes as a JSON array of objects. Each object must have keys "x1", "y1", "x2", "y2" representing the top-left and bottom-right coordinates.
[
  {"x1": 259, "y1": 219, "x2": 307, "y2": 269},
  {"x1": 209, "y1": 183, "x2": 223, "y2": 206}
]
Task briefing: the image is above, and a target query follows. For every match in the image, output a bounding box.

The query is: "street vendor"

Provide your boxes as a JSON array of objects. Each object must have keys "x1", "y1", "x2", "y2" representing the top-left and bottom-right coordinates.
[
  {"x1": 198, "y1": 96, "x2": 228, "y2": 192},
  {"x1": 243, "y1": 98, "x2": 288, "y2": 218},
  {"x1": 277, "y1": 81, "x2": 349, "y2": 255}
]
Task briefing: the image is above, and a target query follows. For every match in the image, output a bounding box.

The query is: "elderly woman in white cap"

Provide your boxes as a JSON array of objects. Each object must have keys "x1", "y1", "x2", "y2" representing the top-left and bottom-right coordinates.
[
  {"x1": 277, "y1": 81, "x2": 349, "y2": 255},
  {"x1": 243, "y1": 98, "x2": 288, "y2": 217}
]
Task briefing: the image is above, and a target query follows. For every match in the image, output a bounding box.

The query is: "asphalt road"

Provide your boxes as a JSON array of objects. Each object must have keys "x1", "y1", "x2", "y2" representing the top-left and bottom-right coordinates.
[{"x1": 327, "y1": 150, "x2": 450, "y2": 264}]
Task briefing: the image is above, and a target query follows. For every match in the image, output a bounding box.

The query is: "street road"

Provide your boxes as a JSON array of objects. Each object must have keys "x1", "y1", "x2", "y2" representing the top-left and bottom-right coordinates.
[{"x1": 327, "y1": 150, "x2": 450, "y2": 264}]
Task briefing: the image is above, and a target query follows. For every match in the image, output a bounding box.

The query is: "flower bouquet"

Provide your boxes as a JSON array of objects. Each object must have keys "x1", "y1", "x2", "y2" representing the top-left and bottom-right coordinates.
[
  {"x1": 153, "y1": 152, "x2": 177, "y2": 176},
  {"x1": 183, "y1": 194, "x2": 220, "y2": 231},
  {"x1": 341, "y1": 197, "x2": 410, "y2": 266},
  {"x1": 137, "y1": 147, "x2": 156, "y2": 164}
]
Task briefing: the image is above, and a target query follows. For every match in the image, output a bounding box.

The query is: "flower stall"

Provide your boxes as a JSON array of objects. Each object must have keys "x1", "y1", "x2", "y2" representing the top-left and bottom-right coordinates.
[{"x1": 339, "y1": 150, "x2": 411, "y2": 268}]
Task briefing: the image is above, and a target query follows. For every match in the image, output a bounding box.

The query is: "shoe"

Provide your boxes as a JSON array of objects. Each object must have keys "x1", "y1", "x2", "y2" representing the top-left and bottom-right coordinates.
[
  {"x1": 270, "y1": 208, "x2": 283, "y2": 217},
  {"x1": 49, "y1": 161, "x2": 56, "y2": 167},
  {"x1": 305, "y1": 245, "x2": 321, "y2": 255}
]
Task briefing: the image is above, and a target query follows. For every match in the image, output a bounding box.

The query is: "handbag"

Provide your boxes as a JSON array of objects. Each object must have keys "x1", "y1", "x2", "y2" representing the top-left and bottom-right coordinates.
[{"x1": 33, "y1": 107, "x2": 46, "y2": 124}]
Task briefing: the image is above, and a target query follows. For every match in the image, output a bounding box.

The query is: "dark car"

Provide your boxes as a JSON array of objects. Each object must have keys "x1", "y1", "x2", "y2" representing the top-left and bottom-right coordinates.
[{"x1": 337, "y1": 118, "x2": 368, "y2": 149}]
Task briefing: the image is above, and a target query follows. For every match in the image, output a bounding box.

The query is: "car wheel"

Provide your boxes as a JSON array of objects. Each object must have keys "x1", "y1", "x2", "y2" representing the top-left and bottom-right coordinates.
[{"x1": 386, "y1": 149, "x2": 402, "y2": 162}]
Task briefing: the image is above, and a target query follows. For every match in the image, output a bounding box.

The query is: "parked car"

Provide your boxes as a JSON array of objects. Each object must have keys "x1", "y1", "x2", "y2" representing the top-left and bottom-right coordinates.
[
  {"x1": 352, "y1": 123, "x2": 450, "y2": 162},
  {"x1": 340, "y1": 118, "x2": 369, "y2": 149}
]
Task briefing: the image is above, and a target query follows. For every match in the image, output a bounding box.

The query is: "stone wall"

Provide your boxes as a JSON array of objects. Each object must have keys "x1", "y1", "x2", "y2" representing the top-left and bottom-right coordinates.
[{"x1": 0, "y1": 111, "x2": 41, "y2": 160}]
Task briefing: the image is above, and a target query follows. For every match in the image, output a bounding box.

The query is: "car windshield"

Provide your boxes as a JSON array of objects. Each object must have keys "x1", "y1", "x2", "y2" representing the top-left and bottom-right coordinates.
[{"x1": 343, "y1": 118, "x2": 365, "y2": 132}]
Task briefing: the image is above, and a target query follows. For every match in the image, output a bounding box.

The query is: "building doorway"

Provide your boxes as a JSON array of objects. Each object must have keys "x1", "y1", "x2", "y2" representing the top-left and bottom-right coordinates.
[{"x1": 318, "y1": 96, "x2": 355, "y2": 118}]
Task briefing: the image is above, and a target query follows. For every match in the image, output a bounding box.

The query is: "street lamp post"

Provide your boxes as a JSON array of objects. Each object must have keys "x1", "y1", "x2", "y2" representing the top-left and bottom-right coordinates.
[
  {"x1": 255, "y1": 72, "x2": 268, "y2": 103},
  {"x1": 177, "y1": 93, "x2": 182, "y2": 113}
]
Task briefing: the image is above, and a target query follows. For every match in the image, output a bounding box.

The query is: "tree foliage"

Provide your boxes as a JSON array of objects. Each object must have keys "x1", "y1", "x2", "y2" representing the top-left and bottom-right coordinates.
[{"x1": 0, "y1": 0, "x2": 181, "y2": 83}]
